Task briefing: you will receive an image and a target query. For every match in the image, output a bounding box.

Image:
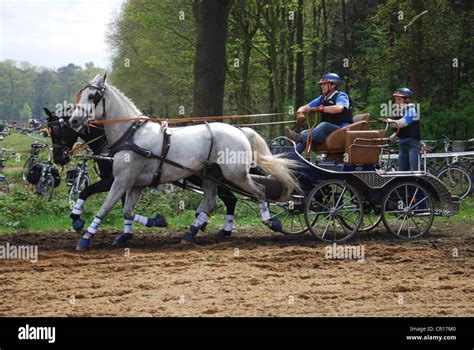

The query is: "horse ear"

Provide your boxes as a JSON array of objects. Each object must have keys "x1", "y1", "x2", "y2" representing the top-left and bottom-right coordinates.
[
  {"x1": 75, "y1": 91, "x2": 81, "y2": 103},
  {"x1": 43, "y1": 107, "x2": 54, "y2": 118},
  {"x1": 102, "y1": 72, "x2": 107, "y2": 85}
]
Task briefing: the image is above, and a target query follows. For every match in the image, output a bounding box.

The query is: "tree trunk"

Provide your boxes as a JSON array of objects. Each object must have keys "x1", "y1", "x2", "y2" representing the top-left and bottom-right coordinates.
[
  {"x1": 192, "y1": 0, "x2": 234, "y2": 117},
  {"x1": 410, "y1": 0, "x2": 424, "y2": 100},
  {"x1": 267, "y1": 3, "x2": 283, "y2": 115},
  {"x1": 295, "y1": 0, "x2": 305, "y2": 107},
  {"x1": 279, "y1": 2, "x2": 287, "y2": 103},
  {"x1": 321, "y1": 0, "x2": 328, "y2": 72},
  {"x1": 341, "y1": 0, "x2": 349, "y2": 94},
  {"x1": 311, "y1": 0, "x2": 320, "y2": 80},
  {"x1": 287, "y1": 9, "x2": 295, "y2": 100},
  {"x1": 239, "y1": 36, "x2": 252, "y2": 114}
]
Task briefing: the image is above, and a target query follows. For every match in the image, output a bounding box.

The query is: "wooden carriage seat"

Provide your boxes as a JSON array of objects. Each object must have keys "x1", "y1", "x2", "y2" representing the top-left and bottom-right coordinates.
[
  {"x1": 344, "y1": 130, "x2": 388, "y2": 165},
  {"x1": 314, "y1": 113, "x2": 370, "y2": 154}
]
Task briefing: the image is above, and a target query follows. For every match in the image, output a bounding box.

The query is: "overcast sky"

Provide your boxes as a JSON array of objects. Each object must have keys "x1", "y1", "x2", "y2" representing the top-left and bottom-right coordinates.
[{"x1": 0, "y1": 0, "x2": 126, "y2": 69}]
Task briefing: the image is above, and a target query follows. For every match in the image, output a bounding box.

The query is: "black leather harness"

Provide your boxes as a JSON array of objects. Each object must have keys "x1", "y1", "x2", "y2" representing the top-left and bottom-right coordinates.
[{"x1": 110, "y1": 120, "x2": 215, "y2": 187}]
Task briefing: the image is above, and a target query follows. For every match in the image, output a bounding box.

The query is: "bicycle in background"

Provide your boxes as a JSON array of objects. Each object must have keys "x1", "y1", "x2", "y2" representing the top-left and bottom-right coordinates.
[
  {"x1": 34, "y1": 148, "x2": 60, "y2": 202},
  {"x1": 23, "y1": 142, "x2": 48, "y2": 182},
  {"x1": 0, "y1": 149, "x2": 11, "y2": 195},
  {"x1": 67, "y1": 155, "x2": 92, "y2": 209},
  {"x1": 424, "y1": 136, "x2": 472, "y2": 199}
]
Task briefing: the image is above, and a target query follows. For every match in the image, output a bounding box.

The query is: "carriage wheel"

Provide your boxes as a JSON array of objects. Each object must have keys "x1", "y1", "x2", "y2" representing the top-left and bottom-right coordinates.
[
  {"x1": 359, "y1": 201, "x2": 383, "y2": 232},
  {"x1": 359, "y1": 211, "x2": 382, "y2": 232},
  {"x1": 304, "y1": 180, "x2": 363, "y2": 242},
  {"x1": 381, "y1": 182, "x2": 434, "y2": 239},
  {"x1": 339, "y1": 199, "x2": 382, "y2": 233},
  {"x1": 269, "y1": 198, "x2": 308, "y2": 235}
]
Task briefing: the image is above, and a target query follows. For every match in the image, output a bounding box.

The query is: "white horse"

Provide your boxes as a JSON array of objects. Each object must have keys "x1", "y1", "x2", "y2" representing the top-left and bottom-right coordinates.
[{"x1": 69, "y1": 73, "x2": 299, "y2": 250}]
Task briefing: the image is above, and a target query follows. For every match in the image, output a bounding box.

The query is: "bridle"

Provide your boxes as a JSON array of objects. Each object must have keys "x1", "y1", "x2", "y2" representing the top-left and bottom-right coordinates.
[
  {"x1": 75, "y1": 84, "x2": 106, "y2": 121},
  {"x1": 49, "y1": 117, "x2": 72, "y2": 158}
]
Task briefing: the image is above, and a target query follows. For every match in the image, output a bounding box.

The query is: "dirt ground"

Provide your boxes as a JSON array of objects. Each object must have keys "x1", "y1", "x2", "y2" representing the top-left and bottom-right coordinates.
[{"x1": 0, "y1": 220, "x2": 472, "y2": 317}]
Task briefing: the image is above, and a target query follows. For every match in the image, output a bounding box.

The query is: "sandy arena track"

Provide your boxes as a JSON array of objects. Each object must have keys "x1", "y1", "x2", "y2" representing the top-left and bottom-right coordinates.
[{"x1": 0, "y1": 221, "x2": 472, "y2": 317}]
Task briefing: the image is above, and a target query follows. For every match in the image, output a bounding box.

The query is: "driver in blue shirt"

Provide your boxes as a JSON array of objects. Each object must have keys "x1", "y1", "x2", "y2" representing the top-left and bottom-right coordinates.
[{"x1": 285, "y1": 73, "x2": 353, "y2": 153}]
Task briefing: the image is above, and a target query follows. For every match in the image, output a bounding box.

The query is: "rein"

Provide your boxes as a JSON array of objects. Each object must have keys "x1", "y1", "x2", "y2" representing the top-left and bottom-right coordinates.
[
  {"x1": 89, "y1": 112, "x2": 285, "y2": 126},
  {"x1": 68, "y1": 134, "x2": 106, "y2": 155},
  {"x1": 305, "y1": 112, "x2": 318, "y2": 160}
]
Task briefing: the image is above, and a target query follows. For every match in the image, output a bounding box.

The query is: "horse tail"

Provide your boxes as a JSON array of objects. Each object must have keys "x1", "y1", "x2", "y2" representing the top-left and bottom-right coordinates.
[{"x1": 240, "y1": 127, "x2": 300, "y2": 201}]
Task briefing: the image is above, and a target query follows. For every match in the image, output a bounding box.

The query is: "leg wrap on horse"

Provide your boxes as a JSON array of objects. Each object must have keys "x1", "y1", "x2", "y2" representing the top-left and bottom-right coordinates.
[
  {"x1": 259, "y1": 202, "x2": 271, "y2": 222},
  {"x1": 70, "y1": 199, "x2": 86, "y2": 231},
  {"x1": 133, "y1": 214, "x2": 167, "y2": 228},
  {"x1": 216, "y1": 215, "x2": 234, "y2": 239},
  {"x1": 71, "y1": 198, "x2": 85, "y2": 215},
  {"x1": 182, "y1": 213, "x2": 208, "y2": 243},
  {"x1": 196, "y1": 211, "x2": 208, "y2": 231},
  {"x1": 113, "y1": 219, "x2": 133, "y2": 246},
  {"x1": 86, "y1": 216, "x2": 102, "y2": 235},
  {"x1": 77, "y1": 216, "x2": 102, "y2": 250},
  {"x1": 193, "y1": 212, "x2": 208, "y2": 228},
  {"x1": 124, "y1": 219, "x2": 133, "y2": 234},
  {"x1": 133, "y1": 214, "x2": 148, "y2": 225}
]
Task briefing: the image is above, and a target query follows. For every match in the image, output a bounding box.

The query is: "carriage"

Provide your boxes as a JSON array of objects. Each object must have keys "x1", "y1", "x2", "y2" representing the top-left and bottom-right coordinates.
[
  {"x1": 263, "y1": 114, "x2": 460, "y2": 242},
  {"x1": 65, "y1": 74, "x2": 461, "y2": 250}
]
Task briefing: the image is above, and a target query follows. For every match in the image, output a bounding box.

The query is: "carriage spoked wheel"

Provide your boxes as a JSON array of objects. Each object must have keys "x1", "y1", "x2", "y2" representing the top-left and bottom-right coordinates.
[
  {"x1": 381, "y1": 182, "x2": 434, "y2": 239},
  {"x1": 304, "y1": 180, "x2": 363, "y2": 242},
  {"x1": 339, "y1": 199, "x2": 382, "y2": 233},
  {"x1": 359, "y1": 204, "x2": 382, "y2": 233},
  {"x1": 269, "y1": 196, "x2": 308, "y2": 235}
]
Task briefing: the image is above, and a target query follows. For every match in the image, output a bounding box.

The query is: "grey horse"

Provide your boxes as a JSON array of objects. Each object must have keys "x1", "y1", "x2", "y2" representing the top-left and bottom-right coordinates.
[{"x1": 69, "y1": 73, "x2": 299, "y2": 250}]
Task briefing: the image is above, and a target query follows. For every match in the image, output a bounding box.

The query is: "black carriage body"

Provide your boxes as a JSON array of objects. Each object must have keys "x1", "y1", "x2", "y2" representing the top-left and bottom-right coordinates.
[{"x1": 270, "y1": 137, "x2": 459, "y2": 218}]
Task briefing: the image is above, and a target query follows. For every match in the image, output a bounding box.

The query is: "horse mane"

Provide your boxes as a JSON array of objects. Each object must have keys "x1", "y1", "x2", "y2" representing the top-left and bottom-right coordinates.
[{"x1": 105, "y1": 84, "x2": 143, "y2": 116}]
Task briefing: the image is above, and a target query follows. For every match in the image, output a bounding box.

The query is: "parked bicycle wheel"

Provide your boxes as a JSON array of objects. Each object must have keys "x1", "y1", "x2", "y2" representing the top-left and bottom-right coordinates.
[
  {"x1": 68, "y1": 174, "x2": 90, "y2": 209},
  {"x1": 22, "y1": 157, "x2": 37, "y2": 182},
  {"x1": 0, "y1": 176, "x2": 9, "y2": 195},
  {"x1": 436, "y1": 165, "x2": 472, "y2": 199},
  {"x1": 36, "y1": 173, "x2": 55, "y2": 202}
]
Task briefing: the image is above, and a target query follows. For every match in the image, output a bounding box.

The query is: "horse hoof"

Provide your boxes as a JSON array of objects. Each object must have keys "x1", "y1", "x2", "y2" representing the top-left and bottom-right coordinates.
[
  {"x1": 113, "y1": 233, "x2": 133, "y2": 246},
  {"x1": 216, "y1": 230, "x2": 232, "y2": 240},
  {"x1": 154, "y1": 214, "x2": 167, "y2": 227},
  {"x1": 76, "y1": 238, "x2": 91, "y2": 251},
  {"x1": 146, "y1": 214, "x2": 167, "y2": 228},
  {"x1": 181, "y1": 232, "x2": 196, "y2": 244},
  {"x1": 266, "y1": 218, "x2": 283, "y2": 233},
  {"x1": 72, "y1": 218, "x2": 85, "y2": 232}
]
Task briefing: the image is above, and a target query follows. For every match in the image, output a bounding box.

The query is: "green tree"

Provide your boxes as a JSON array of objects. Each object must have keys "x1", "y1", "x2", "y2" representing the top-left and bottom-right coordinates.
[{"x1": 19, "y1": 103, "x2": 32, "y2": 119}]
